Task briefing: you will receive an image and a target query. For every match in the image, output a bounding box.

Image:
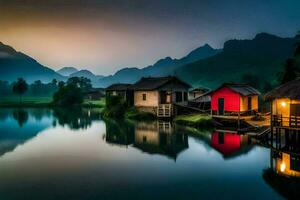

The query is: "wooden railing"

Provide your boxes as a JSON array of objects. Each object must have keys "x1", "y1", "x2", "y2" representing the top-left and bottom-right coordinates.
[
  {"x1": 157, "y1": 104, "x2": 172, "y2": 117},
  {"x1": 272, "y1": 115, "x2": 300, "y2": 129}
]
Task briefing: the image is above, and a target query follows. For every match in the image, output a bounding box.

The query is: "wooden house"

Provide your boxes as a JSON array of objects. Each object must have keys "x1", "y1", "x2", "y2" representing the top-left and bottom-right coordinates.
[
  {"x1": 131, "y1": 76, "x2": 191, "y2": 117},
  {"x1": 210, "y1": 83, "x2": 260, "y2": 116},
  {"x1": 188, "y1": 91, "x2": 211, "y2": 111},
  {"x1": 105, "y1": 83, "x2": 134, "y2": 106},
  {"x1": 265, "y1": 78, "x2": 300, "y2": 132},
  {"x1": 188, "y1": 87, "x2": 210, "y2": 100}
]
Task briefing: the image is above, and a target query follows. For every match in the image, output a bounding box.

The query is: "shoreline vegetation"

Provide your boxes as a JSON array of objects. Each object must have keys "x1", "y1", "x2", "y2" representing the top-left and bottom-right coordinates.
[{"x1": 174, "y1": 114, "x2": 214, "y2": 128}]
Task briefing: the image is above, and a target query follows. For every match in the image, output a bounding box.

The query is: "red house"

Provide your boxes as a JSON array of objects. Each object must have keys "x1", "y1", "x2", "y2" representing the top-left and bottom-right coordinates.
[{"x1": 210, "y1": 83, "x2": 260, "y2": 116}]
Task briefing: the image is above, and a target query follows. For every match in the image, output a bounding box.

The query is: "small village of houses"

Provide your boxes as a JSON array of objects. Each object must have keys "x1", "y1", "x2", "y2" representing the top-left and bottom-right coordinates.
[
  {"x1": 105, "y1": 76, "x2": 300, "y2": 137},
  {"x1": 103, "y1": 76, "x2": 300, "y2": 179}
]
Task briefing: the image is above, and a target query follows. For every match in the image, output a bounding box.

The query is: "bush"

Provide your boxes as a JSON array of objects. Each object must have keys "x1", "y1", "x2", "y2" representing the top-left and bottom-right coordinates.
[
  {"x1": 52, "y1": 84, "x2": 83, "y2": 106},
  {"x1": 125, "y1": 107, "x2": 156, "y2": 121},
  {"x1": 102, "y1": 95, "x2": 128, "y2": 119}
]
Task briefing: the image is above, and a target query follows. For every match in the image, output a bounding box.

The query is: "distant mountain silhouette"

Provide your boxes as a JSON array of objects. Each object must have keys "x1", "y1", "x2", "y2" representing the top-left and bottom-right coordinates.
[
  {"x1": 175, "y1": 33, "x2": 297, "y2": 89},
  {"x1": 98, "y1": 44, "x2": 220, "y2": 87},
  {"x1": 0, "y1": 42, "x2": 64, "y2": 83},
  {"x1": 70, "y1": 69, "x2": 104, "y2": 85},
  {"x1": 57, "y1": 67, "x2": 78, "y2": 76}
]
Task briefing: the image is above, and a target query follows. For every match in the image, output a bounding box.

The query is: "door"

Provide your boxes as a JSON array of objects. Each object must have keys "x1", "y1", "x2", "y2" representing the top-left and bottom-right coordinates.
[
  {"x1": 218, "y1": 98, "x2": 224, "y2": 115},
  {"x1": 248, "y1": 97, "x2": 252, "y2": 111}
]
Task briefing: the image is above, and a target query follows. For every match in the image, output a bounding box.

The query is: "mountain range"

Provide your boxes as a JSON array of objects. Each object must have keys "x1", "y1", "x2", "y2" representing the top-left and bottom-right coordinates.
[
  {"x1": 175, "y1": 33, "x2": 296, "y2": 89},
  {"x1": 0, "y1": 32, "x2": 297, "y2": 90},
  {"x1": 0, "y1": 42, "x2": 64, "y2": 83},
  {"x1": 98, "y1": 44, "x2": 220, "y2": 87}
]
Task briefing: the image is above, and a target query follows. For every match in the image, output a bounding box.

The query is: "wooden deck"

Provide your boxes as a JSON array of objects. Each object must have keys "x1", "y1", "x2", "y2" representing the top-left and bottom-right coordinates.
[{"x1": 157, "y1": 104, "x2": 172, "y2": 118}]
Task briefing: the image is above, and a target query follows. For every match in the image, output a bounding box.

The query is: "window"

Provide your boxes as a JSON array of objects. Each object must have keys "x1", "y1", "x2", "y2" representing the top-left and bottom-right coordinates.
[
  {"x1": 142, "y1": 93, "x2": 146, "y2": 101},
  {"x1": 184, "y1": 92, "x2": 188, "y2": 101},
  {"x1": 176, "y1": 92, "x2": 182, "y2": 102}
]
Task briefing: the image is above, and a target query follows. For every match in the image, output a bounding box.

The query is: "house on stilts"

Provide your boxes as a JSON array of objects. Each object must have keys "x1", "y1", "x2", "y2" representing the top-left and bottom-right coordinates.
[
  {"x1": 209, "y1": 83, "x2": 260, "y2": 116},
  {"x1": 265, "y1": 78, "x2": 300, "y2": 134},
  {"x1": 131, "y1": 76, "x2": 191, "y2": 117}
]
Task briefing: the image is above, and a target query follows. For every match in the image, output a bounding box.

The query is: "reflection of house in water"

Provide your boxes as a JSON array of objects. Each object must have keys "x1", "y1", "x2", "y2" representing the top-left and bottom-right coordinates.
[
  {"x1": 263, "y1": 146, "x2": 300, "y2": 198},
  {"x1": 262, "y1": 131, "x2": 300, "y2": 199},
  {"x1": 104, "y1": 120, "x2": 135, "y2": 147},
  {"x1": 270, "y1": 149, "x2": 300, "y2": 178},
  {"x1": 211, "y1": 130, "x2": 253, "y2": 159},
  {"x1": 134, "y1": 121, "x2": 188, "y2": 160}
]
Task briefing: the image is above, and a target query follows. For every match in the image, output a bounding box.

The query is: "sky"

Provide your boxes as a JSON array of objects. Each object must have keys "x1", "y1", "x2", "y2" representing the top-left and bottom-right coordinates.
[{"x1": 0, "y1": 0, "x2": 300, "y2": 75}]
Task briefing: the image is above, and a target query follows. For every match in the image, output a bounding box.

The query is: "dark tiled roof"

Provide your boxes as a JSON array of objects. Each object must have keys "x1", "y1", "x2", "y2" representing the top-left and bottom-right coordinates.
[
  {"x1": 132, "y1": 76, "x2": 191, "y2": 91},
  {"x1": 105, "y1": 83, "x2": 132, "y2": 91},
  {"x1": 208, "y1": 83, "x2": 260, "y2": 96},
  {"x1": 223, "y1": 83, "x2": 261, "y2": 96},
  {"x1": 264, "y1": 78, "x2": 300, "y2": 101},
  {"x1": 190, "y1": 87, "x2": 210, "y2": 93}
]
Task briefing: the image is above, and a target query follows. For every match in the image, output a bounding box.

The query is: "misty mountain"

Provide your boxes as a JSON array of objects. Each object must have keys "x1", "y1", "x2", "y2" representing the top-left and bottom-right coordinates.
[
  {"x1": 57, "y1": 67, "x2": 78, "y2": 76},
  {"x1": 175, "y1": 33, "x2": 297, "y2": 90},
  {"x1": 0, "y1": 42, "x2": 64, "y2": 83},
  {"x1": 97, "y1": 44, "x2": 220, "y2": 87},
  {"x1": 70, "y1": 70, "x2": 104, "y2": 82}
]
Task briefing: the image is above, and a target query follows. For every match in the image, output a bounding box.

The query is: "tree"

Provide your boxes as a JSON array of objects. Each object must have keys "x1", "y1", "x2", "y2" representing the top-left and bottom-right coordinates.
[
  {"x1": 52, "y1": 83, "x2": 83, "y2": 106},
  {"x1": 13, "y1": 109, "x2": 28, "y2": 127},
  {"x1": 278, "y1": 31, "x2": 300, "y2": 84},
  {"x1": 279, "y1": 58, "x2": 299, "y2": 84},
  {"x1": 58, "y1": 81, "x2": 65, "y2": 88},
  {"x1": 12, "y1": 78, "x2": 28, "y2": 104},
  {"x1": 52, "y1": 78, "x2": 58, "y2": 86},
  {"x1": 67, "y1": 77, "x2": 92, "y2": 91},
  {"x1": 31, "y1": 80, "x2": 42, "y2": 95}
]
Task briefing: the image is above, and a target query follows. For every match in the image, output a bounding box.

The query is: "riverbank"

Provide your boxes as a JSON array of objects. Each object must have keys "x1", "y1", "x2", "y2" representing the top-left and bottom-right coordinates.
[
  {"x1": 0, "y1": 97, "x2": 106, "y2": 108},
  {"x1": 174, "y1": 114, "x2": 214, "y2": 128}
]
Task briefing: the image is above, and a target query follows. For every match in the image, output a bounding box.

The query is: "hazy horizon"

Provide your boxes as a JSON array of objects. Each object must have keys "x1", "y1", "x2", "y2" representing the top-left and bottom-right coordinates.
[{"x1": 1, "y1": 0, "x2": 300, "y2": 75}]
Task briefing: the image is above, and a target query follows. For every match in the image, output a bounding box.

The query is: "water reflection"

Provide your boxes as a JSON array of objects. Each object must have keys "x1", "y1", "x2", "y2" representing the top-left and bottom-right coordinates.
[
  {"x1": 0, "y1": 108, "x2": 298, "y2": 199},
  {"x1": 133, "y1": 121, "x2": 188, "y2": 160},
  {"x1": 12, "y1": 109, "x2": 29, "y2": 127},
  {"x1": 262, "y1": 132, "x2": 300, "y2": 199},
  {"x1": 53, "y1": 108, "x2": 102, "y2": 130},
  {"x1": 104, "y1": 119, "x2": 135, "y2": 147},
  {"x1": 211, "y1": 130, "x2": 253, "y2": 159}
]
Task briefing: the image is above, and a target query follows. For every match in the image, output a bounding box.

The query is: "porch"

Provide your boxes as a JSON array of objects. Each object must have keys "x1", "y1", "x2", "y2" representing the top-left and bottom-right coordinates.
[{"x1": 272, "y1": 115, "x2": 300, "y2": 130}]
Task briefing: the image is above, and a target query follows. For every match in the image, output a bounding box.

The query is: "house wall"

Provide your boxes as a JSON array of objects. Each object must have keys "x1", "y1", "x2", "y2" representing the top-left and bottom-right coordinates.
[
  {"x1": 239, "y1": 95, "x2": 259, "y2": 112},
  {"x1": 159, "y1": 82, "x2": 189, "y2": 106},
  {"x1": 211, "y1": 87, "x2": 240, "y2": 112},
  {"x1": 134, "y1": 91, "x2": 159, "y2": 107},
  {"x1": 272, "y1": 98, "x2": 300, "y2": 126},
  {"x1": 188, "y1": 91, "x2": 205, "y2": 100}
]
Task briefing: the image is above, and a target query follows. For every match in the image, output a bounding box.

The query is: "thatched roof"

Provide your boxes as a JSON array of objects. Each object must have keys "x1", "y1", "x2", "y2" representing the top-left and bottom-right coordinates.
[
  {"x1": 105, "y1": 83, "x2": 132, "y2": 91},
  {"x1": 264, "y1": 78, "x2": 300, "y2": 101},
  {"x1": 131, "y1": 76, "x2": 191, "y2": 91}
]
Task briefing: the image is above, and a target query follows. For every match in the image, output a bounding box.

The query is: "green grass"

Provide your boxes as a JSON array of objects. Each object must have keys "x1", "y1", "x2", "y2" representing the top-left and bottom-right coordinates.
[
  {"x1": 125, "y1": 108, "x2": 156, "y2": 121},
  {"x1": 82, "y1": 98, "x2": 106, "y2": 108},
  {"x1": 0, "y1": 96, "x2": 106, "y2": 108},
  {"x1": 174, "y1": 114, "x2": 214, "y2": 128},
  {"x1": 0, "y1": 96, "x2": 53, "y2": 107}
]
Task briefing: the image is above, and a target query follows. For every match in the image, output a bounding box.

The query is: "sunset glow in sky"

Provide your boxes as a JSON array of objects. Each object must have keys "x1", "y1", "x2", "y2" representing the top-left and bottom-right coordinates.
[{"x1": 0, "y1": 0, "x2": 300, "y2": 75}]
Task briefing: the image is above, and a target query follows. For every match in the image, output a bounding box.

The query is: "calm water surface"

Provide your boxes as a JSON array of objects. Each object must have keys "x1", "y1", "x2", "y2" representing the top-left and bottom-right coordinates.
[{"x1": 0, "y1": 108, "x2": 297, "y2": 199}]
